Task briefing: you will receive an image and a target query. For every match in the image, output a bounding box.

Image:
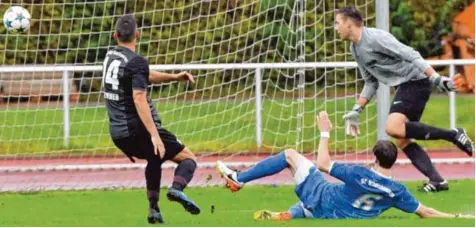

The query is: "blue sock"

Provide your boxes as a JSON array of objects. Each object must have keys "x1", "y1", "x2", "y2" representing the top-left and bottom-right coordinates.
[
  {"x1": 237, "y1": 152, "x2": 288, "y2": 183},
  {"x1": 288, "y1": 202, "x2": 305, "y2": 219}
]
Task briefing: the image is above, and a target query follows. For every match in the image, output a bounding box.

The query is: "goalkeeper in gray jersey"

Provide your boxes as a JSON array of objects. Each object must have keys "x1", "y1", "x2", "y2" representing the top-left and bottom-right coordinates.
[{"x1": 336, "y1": 6, "x2": 473, "y2": 193}]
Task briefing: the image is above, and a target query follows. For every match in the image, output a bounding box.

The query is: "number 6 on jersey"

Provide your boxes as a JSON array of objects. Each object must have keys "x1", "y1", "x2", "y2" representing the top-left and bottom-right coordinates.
[{"x1": 352, "y1": 194, "x2": 383, "y2": 211}]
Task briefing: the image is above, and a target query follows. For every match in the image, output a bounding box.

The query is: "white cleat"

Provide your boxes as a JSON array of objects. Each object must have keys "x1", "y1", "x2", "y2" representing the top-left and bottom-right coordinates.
[{"x1": 216, "y1": 160, "x2": 243, "y2": 192}]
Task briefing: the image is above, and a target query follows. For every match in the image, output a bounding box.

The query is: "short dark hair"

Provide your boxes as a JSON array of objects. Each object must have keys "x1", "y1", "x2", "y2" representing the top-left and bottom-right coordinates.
[
  {"x1": 115, "y1": 15, "x2": 137, "y2": 42},
  {"x1": 336, "y1": 6, "x2": 363, "y2": 27},
  {"x1": 373, "y1": 140, "x2": 398, "y2": 169}
]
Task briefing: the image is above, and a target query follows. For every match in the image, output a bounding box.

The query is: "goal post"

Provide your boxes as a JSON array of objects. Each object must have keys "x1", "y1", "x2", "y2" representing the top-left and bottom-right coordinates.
[{"x1": 375, "y1": 0, "x2": 390, "y2": 141}]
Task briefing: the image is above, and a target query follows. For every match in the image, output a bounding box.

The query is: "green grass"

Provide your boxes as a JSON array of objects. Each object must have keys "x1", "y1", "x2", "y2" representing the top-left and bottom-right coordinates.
[
  {"x1": 0, "y1": 96, "x2": 474, "y2": 155},
  {"x1": 0, "y1": 180, "x2": 474, "y2": 226}
]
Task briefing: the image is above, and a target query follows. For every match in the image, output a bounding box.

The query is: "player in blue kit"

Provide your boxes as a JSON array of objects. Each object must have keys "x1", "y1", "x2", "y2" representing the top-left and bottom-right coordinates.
[{"x1": 216, "y1": 111, "x2": 472, "y2": 220}]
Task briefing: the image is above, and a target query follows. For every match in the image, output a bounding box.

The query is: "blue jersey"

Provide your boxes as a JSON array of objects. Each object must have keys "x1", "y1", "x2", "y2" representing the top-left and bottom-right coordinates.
[{"x1": 294, "y1": 162, "x2": 420, "y2": 219}]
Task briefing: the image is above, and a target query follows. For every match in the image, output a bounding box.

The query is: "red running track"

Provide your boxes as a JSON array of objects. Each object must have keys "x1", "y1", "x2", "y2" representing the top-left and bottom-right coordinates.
[{"x1": 0, "y1": 151, "x2": 474, "y2": 192}]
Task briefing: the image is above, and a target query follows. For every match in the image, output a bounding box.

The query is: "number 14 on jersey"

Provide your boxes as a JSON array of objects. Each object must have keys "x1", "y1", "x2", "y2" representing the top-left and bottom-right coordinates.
[{"x1": 102, "y1": 57, "x2": 121, "y2": 90}]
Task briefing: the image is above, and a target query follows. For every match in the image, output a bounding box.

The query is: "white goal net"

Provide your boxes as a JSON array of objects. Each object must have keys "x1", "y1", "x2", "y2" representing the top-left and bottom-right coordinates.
[{"x1": 0, "y1": 0, "x2": 381, "y2": 191}]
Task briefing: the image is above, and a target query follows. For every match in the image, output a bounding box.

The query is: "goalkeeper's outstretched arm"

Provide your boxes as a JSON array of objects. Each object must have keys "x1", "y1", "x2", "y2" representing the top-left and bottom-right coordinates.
[
  {"x1": 357, "y1": 65, "x2": 378, "y2": 108},
  {"x1": 342, "y1": 66, "x2": 376, "y2": 137}
]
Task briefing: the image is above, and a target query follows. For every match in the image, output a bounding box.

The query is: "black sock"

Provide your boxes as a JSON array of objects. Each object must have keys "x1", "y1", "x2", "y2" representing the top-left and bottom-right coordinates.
[
  {"x1": 403, "y1": 142, "x2": 444, "y2": 182},
  {"x1": 405, "y1": 122, "x2": 456, "y2": 142},
  {"x1": 172, "y1": 159, "x2": 197, "y2": 191},
  {"x1": 145, "y1": 158, "x2": 162, "y2": 210},
  {"x1": 147, "y1": 190, "x2": 159, "y2": 211}
]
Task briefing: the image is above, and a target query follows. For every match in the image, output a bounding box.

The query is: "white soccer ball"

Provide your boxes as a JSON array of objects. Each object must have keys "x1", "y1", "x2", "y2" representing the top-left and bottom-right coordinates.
[{"x1": 3, "y1": 6, "x2": 31, "y2": 33}]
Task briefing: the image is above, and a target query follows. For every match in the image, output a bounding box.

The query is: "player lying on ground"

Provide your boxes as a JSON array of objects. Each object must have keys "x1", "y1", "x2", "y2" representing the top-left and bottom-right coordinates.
[
  {"x1": 216, "y1": 111, "x2": 473, "y2": 220},
  {"x1": 103, "y1": 15, "x2": 200, "y2": 224},
  {"x1": 336, "y1": 6, "x2": 474, "y2": 192}
]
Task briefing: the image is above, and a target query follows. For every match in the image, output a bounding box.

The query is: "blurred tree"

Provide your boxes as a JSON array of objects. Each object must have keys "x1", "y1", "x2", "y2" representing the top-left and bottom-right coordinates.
[
  {"x1": 390, "y1": 0, "x2": 474, "y2": 57},
  {"x1": 0, "y1": 0, "x2": 472, "y2": 90}
]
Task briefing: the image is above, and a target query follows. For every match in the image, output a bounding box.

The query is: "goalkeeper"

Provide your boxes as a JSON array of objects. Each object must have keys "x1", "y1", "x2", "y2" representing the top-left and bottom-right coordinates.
[
  {"x1": 336, "y1": 6, "x2": 473, "y2": 192},
  {"x1": 216, "y1": 111, "x2": 473, "y2": 220}
]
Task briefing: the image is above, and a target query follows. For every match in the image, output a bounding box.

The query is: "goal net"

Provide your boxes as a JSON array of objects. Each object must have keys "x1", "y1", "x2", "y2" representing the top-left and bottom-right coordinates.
[{"x1": 0, "y1": 0, "x2": 378, "y2": 191}]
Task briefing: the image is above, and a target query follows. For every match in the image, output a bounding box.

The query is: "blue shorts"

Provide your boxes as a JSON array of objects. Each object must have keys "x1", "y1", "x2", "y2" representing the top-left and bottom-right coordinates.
[{"x1": 293, "y1": 166, "x2": 334, "y2": 218}]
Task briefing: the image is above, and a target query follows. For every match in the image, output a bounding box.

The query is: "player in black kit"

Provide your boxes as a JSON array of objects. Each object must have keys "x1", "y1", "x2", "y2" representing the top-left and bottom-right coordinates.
[{"x1": 103, "y1": 15, "x2": 199, "y2": 224}]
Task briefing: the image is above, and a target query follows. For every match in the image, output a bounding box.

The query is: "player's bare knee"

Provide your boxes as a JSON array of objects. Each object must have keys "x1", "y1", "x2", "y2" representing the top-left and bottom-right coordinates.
[
  {"x1": 186, "y1": 151, "x2": 197, "y2": 163},
  {"x1": 184, "y1": 150, "x2": 197, "y2": 163},
  {"x1": 284, "y1": 149, "x2": 298, "y2": 168},
  {"x1": 284, "y1": 149, "x2": 299, "y2": 162},
  {"x1": 396, "y1": 139, "x2": 413, "y2": 150},
  {"x1": 386, "y1": 114, "x2": 407, "y2": 138},
  {"x1": 284, "y1": 149, "x2": 298, "y2": 157},
  {"x1": 385, "y1": 124, "x2": 399, "y2": 138},
  {"x1": 172, "y1": 147, "x2": 197, "y2": 163}
]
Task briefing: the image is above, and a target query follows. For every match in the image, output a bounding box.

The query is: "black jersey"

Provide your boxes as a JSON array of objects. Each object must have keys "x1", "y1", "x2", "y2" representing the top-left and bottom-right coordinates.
[{"x1": 102, "y1": 46, "x2": 161, "y2": 139}]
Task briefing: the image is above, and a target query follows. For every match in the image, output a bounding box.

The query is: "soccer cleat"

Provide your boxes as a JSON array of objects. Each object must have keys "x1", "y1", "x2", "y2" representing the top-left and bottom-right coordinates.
[
  {"x1": 253, "y1": 210, "x2": 292, "y2": 221},
  {"x1": 216, "y1": 160, "x2": 243, "y2": 192},
  {"x1": 147, "y1": 208, "x2": 165, "y2": 224},
  {"x1": 420, "y1": 180, "x2": 449, "y2": 193},
  {"x1": 453, "y1": 128, "x2": 474, "y2": 156},
  {"x1": 166, "y1": 188, "x2": 201, "y2": 215}
]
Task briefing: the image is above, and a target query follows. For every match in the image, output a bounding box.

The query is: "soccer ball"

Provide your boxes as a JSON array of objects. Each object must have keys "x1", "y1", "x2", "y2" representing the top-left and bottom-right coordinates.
[{"x1": 3, "y1": 6, "x2": 31, "y2": 33}]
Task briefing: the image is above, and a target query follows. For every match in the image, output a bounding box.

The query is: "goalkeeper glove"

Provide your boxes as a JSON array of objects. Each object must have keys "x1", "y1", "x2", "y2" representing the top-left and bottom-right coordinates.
[
  {"x1": 343, "y1": 104, "x2": 363, "y2": 137},
  {"x1": 429, "y1": 72, "x2": 456, "y2": 92}
]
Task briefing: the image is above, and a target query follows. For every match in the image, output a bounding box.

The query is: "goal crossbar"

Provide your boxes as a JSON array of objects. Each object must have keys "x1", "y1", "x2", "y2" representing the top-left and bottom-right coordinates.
[{"x1": 0, "y1": 59, "x2": 473, "y2": 72}]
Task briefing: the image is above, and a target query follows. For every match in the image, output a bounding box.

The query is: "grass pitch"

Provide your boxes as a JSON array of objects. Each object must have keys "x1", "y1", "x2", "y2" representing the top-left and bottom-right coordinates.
[{"x1": 0, "y1": 179, "x2": 474, "y2": 226}]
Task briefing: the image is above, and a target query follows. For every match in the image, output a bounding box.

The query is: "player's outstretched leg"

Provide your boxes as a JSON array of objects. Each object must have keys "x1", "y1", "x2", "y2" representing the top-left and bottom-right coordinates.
[
  {"x1": 405, "y1": 122, "x2": 474, "y2": 156},
  {"x1": 387, "y1": 112, "x2": 474, "y2": 156},
  {"x1": 145, "y1": 157, "x2": 165, "y2": 224},
  {"x1": 216, "y1": 150, "x2": 289, "y2": 192},
  {"x1": 166, "y1": 148, "x2": 200, "y2": 215}
]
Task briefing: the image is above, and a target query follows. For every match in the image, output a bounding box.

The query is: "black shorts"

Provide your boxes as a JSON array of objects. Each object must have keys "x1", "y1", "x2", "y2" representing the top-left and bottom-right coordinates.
[
  {"x1": 389, "y1": 78, "x2": 432, "y2": 122},
  {"x1": 112, "y1": 128, "x2": 185, "y2": 162}
]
